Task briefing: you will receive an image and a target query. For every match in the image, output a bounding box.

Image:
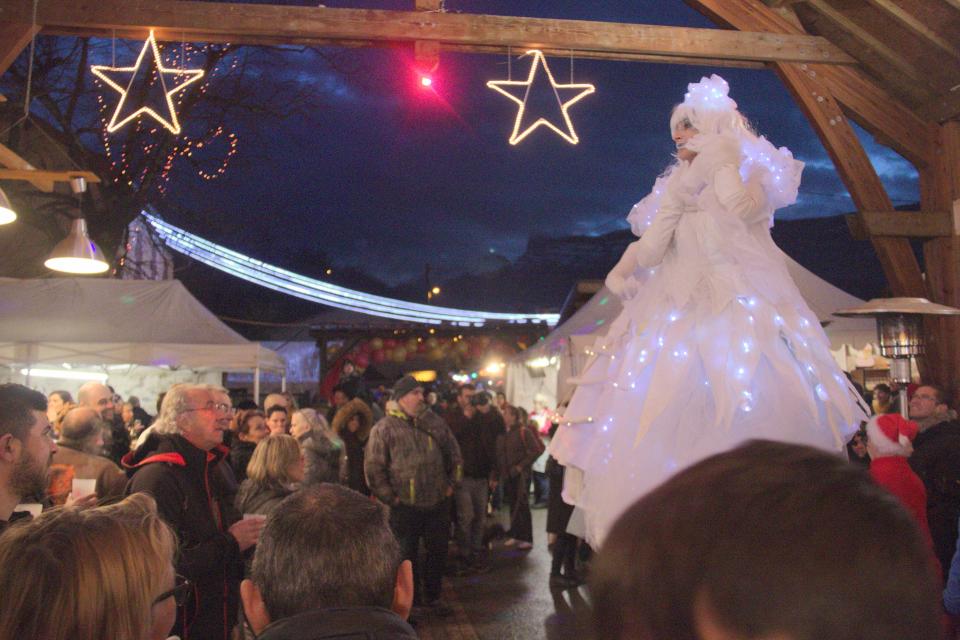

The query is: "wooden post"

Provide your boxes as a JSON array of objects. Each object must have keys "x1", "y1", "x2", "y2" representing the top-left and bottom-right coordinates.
[
  {"x1": 920, "y1": 121, "x2": 960, "y2": 398},
  {"x1": 774, "y1": 62, "x2": 926, "y2": 299}
]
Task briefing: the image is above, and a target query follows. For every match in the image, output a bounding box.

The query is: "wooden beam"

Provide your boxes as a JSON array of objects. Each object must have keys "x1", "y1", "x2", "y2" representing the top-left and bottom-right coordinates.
[
  {"x1": 0, "y1": 143, "x2": 55, "y2": 192},
  {"x1": 918, "y1": 86, "x2": 960, "y2": 124},
  {"x1": 776, "y1": 62, "x2": 926, "y2": 297},
  {"x1": 861, "y1": 0, "x2": 960, "y2": 62},
  {"x1": 844, "y1": 210, "x2": 954, "y2": 238},
  {"x1": 686, "y1": 0, "x2": 936, "y2": 168},
  {"x1": 0, "y1": 168, "x2": 100, "y2": 184},
  {"x1": 803, "y1": 0, "x2": 936, "y2": 91},
  {"x1": 919, "y1": 122, "x2": 960, "y2": 396},
  {"x1": 3, "y1": 0, "x2": 858, "y2": 65},
  {"x1": 0, "y1": 21, "x2": 39, "y2": 76}
]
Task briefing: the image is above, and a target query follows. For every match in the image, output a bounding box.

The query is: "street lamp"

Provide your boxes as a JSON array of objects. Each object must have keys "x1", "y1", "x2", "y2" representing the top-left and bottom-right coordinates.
[{"x1": 835, "y1": 297, "x2": 960, "y2": 418}]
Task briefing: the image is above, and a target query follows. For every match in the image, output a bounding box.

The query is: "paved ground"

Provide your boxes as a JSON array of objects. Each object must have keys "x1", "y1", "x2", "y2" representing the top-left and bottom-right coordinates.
[{"x1": 415, "y1": 508, "x2": 595, "y2": 640}]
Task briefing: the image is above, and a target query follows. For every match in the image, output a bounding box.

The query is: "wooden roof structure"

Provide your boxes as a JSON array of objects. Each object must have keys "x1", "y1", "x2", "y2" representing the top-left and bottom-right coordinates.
[{"x1": 0, "y1": 0, "x2": 958, "y2": 391}]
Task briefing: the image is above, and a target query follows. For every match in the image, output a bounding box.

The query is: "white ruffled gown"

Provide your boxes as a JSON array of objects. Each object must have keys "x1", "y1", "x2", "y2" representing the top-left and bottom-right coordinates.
[{"x1": 548, "y1": 136, "x2": 869, "y2": 547}]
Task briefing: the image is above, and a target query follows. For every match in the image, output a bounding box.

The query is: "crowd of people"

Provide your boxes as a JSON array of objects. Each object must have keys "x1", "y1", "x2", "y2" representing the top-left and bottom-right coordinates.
[{"x1": 0, "y1": 373, "x2": 959, "y2": 639}]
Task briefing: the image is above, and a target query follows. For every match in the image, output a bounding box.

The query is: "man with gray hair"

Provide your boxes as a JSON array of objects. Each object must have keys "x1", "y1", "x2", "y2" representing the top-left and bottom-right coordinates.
[
  {"x1": 127, "y1": 383, "x2": 264, "y2": 640},
  {"x1": 51, "y1": 406, "x2": 125, "y2": 501},
  {"x1": 241, "y1": 485, "x2": 417, "y2": 639}
]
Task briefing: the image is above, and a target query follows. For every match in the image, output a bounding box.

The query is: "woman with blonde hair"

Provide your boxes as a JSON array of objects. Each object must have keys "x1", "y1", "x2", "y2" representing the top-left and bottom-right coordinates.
[
  {"x1": 235, "y1": 434, "x2": 304, "y2": 517},
  {"x1": 291, "y1": 408, "x2": 345, "y2": 486},
  {"x1": 0, "y1": 493, "x2": 181, "y2": 640}
]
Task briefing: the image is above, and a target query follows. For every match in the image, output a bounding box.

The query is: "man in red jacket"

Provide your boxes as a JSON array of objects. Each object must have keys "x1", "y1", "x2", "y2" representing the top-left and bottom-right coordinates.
[{"x1": 127, "y1": 383, "x2": 264, "y2": 640}]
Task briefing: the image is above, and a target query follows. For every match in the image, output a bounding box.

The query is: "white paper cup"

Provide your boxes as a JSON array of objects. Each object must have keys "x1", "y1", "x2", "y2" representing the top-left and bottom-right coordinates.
[
  {"x1": 71, "y1": 478, "x2": 96, "y2": 498},
  {"x1": 15, "y1": 503, "x2": 42, "y2": 517}
]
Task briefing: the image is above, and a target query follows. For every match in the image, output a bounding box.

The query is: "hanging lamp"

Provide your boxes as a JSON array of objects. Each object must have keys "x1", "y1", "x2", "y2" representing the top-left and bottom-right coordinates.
[
  {"x1": 0, "y1": 187, "x2": 16, "y2": 225},
  {"x1": 44, "y1": 177, "x2": 109, "y2": 274}
]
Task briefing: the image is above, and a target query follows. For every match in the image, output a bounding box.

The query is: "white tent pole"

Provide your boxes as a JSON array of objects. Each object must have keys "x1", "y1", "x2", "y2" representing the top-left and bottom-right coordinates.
[
  {"x1": 254, "y1": 366, "x2": 261, "y2": 405},
  {"x1": 281, "y1": 370, "x2": 287, "y2": 393}
]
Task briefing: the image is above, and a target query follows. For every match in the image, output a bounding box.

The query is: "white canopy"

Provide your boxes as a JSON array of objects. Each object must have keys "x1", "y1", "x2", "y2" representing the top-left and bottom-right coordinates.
[
  {"x1": 0, "y1": 278, "x2": 284, "y2": 372},
  {"x1": 508, "y1": 256, "x2": 875, "y2": 410}
]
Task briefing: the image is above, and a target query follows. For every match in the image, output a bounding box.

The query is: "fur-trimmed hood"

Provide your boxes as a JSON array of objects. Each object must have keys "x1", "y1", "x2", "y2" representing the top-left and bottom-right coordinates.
[{"x1": 331, "y1": 398, "x2": 374, "y2": 440}]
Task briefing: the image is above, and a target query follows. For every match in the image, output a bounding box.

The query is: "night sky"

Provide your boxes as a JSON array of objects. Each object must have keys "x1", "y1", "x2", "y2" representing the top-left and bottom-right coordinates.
[{"x1": 153, "y1": 1, "x2": 918, "y2": 290}]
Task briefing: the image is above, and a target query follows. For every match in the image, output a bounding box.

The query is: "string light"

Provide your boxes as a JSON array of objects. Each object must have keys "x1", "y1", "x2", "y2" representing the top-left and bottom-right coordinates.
[
  {"x1": 96, "y1": 42, "x2": 238, "y2": 194},
  {"x1": 90, "y1": 30, "x2": 205, "y2": 135},
  {"x1": 486, "y1": 50, "x2": 595, "y2": 145},
  {"x1": 143, "y1": 212, "x2": 559, "y2": 327}
]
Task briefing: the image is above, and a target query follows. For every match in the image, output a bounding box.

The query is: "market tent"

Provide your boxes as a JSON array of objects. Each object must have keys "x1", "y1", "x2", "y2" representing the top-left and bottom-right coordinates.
[
  {"x1": 507, "y1": 255, "x2": 875, "y2": 411},
  {"x1": 0, "y1": 277, "x2": 285, "y2": 373}
]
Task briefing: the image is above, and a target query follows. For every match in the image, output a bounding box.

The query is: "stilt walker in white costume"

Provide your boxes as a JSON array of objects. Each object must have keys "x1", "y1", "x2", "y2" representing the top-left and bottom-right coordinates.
[{"x1": 548, "y1": 75, "x2": 870, "y2": 547}]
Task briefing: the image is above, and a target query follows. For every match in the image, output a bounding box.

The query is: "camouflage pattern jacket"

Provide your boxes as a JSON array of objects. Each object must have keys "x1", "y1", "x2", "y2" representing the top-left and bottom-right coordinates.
[{"x1": 365, "y1": 409, "x2": 463, "y2": 509}]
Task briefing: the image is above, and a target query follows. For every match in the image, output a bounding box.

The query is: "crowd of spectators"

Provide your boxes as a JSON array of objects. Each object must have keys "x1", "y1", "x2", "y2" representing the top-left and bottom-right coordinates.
[{"x1": 0, "y1": 373, "x2": 958, "y2": 639}]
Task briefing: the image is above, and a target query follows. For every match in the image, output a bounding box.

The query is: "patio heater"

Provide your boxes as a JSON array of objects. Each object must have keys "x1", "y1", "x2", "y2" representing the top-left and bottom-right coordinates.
[{"x1": 835, "y1": 297, "x2": 960, "y2": 419}]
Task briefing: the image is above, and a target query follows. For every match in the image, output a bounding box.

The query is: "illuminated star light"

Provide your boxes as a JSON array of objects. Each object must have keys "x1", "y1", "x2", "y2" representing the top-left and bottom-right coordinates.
[
  {"x1": 91, "y1": 31, "x2": 205, "y2": 135},
  {"x1": 487, "y1": 50, "x2": 595, "y2": 145}
]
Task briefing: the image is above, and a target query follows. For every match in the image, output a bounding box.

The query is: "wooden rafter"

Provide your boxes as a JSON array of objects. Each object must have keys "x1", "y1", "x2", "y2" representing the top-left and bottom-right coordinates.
[
  {"x1": 920, "y1": 86, "x2": 960, "y2": 124},
  {"x1": 846, "y1": 210, "x2": 955, "y2": 240},
  {"x1": 861, "y1": 0, "x2": 960, "y2": 62},
  {"x1": 688, "y1": 0, "x2": 936, "y2": 168},
  {"x1": 0, "y1": 22, "x2": 39, "y2": 76},
  {"x1": 0, "y1": 142, "x2": 53, "y2": 192},
  {"x1": 0, "y1": 0, "x2": 856, "y2": 66},
  {"x1": 0, "y1": 168, "x2": 100, "y2": 184},
  {"x1": 802, "y1": 0, "x2": 936, "y2": 90},
  {"x1": 687, "y1": 0, "x2": 927, "y2": 300}
]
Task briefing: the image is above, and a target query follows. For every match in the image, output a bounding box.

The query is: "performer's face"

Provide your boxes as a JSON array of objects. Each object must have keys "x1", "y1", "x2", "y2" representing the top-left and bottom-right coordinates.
[{"x1": 673, "y1": 118, "x2": 699, "y2": 162}]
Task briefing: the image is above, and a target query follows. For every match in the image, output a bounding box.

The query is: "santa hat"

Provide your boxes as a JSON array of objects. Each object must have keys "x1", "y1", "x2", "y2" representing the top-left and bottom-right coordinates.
[{"x1": 865, "y1": 413, "x2": 919, "y2": 458}]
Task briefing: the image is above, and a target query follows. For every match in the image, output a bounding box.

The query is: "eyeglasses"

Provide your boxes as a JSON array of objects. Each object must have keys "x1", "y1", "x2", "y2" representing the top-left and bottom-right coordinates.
[
  {"x1": 183, "y1": 401, "x2": 232, "y2": 414},
  {"x1": 154, "y1": 576, "x2": 194, "y2": 607}
]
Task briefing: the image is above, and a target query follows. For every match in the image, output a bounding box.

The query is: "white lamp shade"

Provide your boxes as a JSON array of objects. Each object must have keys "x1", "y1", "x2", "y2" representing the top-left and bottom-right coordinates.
[
  {"x1": 0, "y1": 187, "x2": 16, "y2": 225},
  {"x1": 44, "y1": 218, "x2": 109, "y2": 274}
]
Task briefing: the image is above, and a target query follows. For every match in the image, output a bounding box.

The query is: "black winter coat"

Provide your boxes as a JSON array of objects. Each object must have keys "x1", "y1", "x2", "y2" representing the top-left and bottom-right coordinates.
[
  {"x1": 258, "y1": 606, "x2": 417, "y2": 640},
  {"x1": 126, "y1": 435, "x2": 243, "y2": 640}
]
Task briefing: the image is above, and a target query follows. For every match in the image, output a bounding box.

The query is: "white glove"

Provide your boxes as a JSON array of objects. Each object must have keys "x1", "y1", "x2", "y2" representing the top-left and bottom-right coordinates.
[
  {"x1": 714, "y1": 164, "x2": 766, "y2": 224},
  {"x1": 687, "y1": 134, "x2": 741, "y2": 182},
  {"x1": 632, "y1": 192, "x2": 686, "y2": 268},
  {"x1": 605, "y1": 271, "x2": 640, "y2": 301}
]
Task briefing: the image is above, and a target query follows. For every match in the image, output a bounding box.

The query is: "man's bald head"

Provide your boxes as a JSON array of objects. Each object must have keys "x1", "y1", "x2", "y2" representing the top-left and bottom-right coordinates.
[
  {"x1": 77, "y1": 382, "x2": 115, "y2": 422},
  {"x1": 59, "y1": 407, "x2": 103, "y2": 454}
]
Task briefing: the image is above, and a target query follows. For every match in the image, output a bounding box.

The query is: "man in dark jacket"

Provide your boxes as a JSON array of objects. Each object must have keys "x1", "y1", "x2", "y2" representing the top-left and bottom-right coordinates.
[
  {"x1": 446, "y1": 385, "x2": 503, "y2": 569},
  {"x1": 241, "y1": 484, "x2": 417, "y2": 640},
  {"x1": 126, "y1": 383, "x2": 264, "y2": 640},
  {"x1": 365, "y1": 375, "x2": 462, "y2": 615},
  {"x1": 0, "y1": 384, "x2": 56, "y2": 534},
  {"x1": 908, "y1": 384, "x2": 960, "y2": 573}
]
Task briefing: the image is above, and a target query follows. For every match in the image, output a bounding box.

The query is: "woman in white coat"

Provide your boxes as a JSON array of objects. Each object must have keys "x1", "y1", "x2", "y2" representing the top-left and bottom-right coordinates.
[{"x1": 549, "y1": 75, "x2": 869, "y2": 547}]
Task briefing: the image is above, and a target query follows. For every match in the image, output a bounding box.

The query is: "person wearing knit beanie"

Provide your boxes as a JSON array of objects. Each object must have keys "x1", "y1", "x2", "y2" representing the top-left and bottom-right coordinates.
[
  {"x1": 866, "y1": 414, "x2": 940, "y2": 577},
  {"x1": 391, "y1": 375, "x2": 422, "y2": 402}
]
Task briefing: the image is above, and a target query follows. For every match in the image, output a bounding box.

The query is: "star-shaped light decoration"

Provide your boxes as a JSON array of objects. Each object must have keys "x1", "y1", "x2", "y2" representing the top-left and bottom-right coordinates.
[
  {"x1": 91, "y1": 31, "x2": 204, "y2": 135},
  {"x1": 486, "y1": 50, "x2": 595, "y2": 145}
]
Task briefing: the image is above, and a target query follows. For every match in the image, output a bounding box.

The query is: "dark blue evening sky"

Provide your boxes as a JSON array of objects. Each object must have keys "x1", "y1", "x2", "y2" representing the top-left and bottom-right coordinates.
[{"x1": 159, "y1": 0, "x2": 918, "y2": 285}]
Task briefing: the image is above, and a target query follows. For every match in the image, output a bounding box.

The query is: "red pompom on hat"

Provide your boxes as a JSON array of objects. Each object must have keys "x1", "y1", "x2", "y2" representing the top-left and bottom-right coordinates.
[{"x1": 865, "y1": 413, "x2": 919, "y2": 458}]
